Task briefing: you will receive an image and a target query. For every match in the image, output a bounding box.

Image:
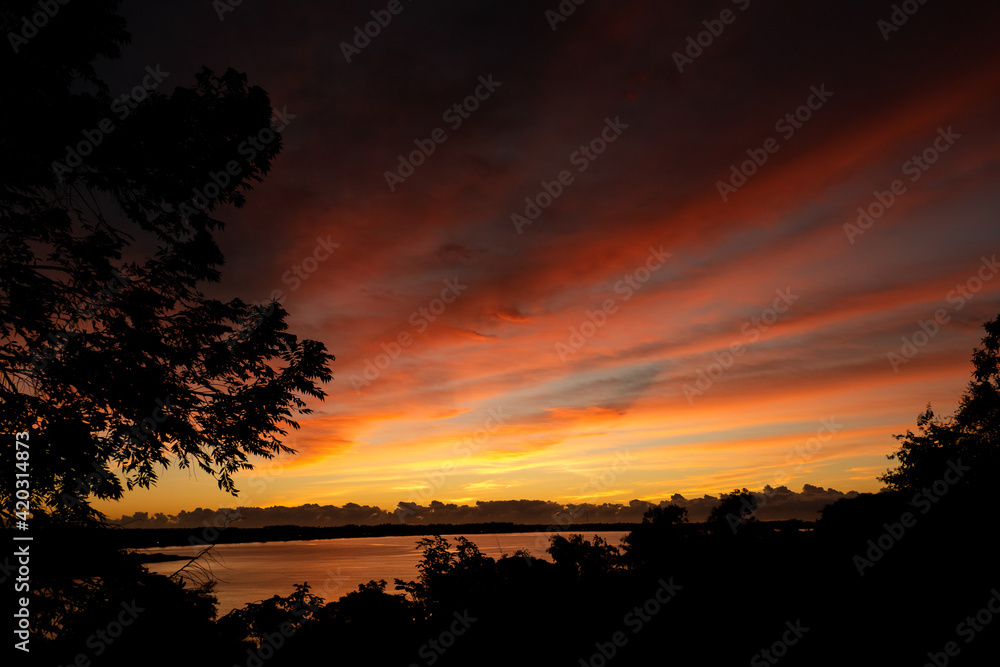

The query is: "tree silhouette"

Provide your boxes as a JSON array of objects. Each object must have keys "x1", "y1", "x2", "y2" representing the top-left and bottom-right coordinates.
[
  {"x1": 395, "y1": 535, "x2": 498, "y2": 615},
  {"x1": 641, "y1": 502, "x2": 688, "y2": 526},
  {"x1": 880, "y1": 314, "x2": 1000, "y2": 501},
  {"x1": 547, "y1": 533, "x2": 622, "y2": 579},
  {"x1": 621, "y1": 503, "x2": 689, "y2": 570},
  {"x1": 707, "y1": 487, "x2": 758, "y2": 532},
  {"x1": 0, "y1": 0, "x2": 334, "y2": 524},
  {"x1": 1, "y1": 3, "x2": 334, "y2": 661},
  {"x1": 217, "y1": 582, "x2": 324, "y2": 648}
]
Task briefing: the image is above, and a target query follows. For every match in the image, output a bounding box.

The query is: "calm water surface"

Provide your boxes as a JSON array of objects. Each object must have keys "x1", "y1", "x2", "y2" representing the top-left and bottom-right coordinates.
[{"x1": 140, "y1": 531, "x2": 630, "y2": 615}]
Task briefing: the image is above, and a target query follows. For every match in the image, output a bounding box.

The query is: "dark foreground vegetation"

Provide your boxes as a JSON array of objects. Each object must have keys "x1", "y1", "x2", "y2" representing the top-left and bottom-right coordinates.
[
  {"x1": 2, "y1": 2, "x2": 997, "y2": 664},
  {"x1": 5, "y1": 465, "x2": 998, "y2": 667}
]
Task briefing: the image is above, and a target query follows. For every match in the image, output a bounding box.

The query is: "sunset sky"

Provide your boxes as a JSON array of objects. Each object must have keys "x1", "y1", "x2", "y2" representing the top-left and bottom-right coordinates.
[{"x1": 94, "y1": 0, "x2": 1000, "y2": 517}]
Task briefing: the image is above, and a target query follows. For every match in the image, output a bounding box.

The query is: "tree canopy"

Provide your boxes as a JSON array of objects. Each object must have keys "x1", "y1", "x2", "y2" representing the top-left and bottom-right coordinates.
[
  {"x1": 880, "y1": 314, "x2": 1000, "y2": 499},
  {"x1": 706, "y1": 487, "x2": 758, "y2": 532},
  {"x1": 0, "y1": 0, "x2": 334, "y2": 524}
]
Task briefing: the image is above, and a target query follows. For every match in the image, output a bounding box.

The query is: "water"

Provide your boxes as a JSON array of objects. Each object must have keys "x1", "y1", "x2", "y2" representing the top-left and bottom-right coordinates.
[{"x1": 139, "y1": 531, "x2": 630, "y2": 616}]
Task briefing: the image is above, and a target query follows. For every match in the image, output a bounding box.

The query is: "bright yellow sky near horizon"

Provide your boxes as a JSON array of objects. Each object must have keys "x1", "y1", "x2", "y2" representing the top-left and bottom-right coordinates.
[{"x1": 97, "y1": 359, "x2": 972, "y2": 517}]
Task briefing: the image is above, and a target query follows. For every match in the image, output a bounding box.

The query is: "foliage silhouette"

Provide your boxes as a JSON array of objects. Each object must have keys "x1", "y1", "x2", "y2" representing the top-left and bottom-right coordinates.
[
  {"x1": 0, "y1": 2, "x2": 333, "y2": 662},
  {"x1": 216, "y1": 581, "x2": 323, "y2": 648},
  {"x1": 641, "y1": 502, "x2": 689, "y2": 526},
  {"x1": 621, "y1": 503, "x2": 690, "y2": 570},
  {"x1": 547, "y1": 533, "x2": 622, "y2": 579},
  {"x1": 0, "y1": 0, "x2": 334, "y2": 525},
  {"x1": 880, "y1": 314, "x2": 1000, "y2": 505},
  {"x1": 395, "y1": 535, "x2": 500, "y2": 616},
  {"x1": 706, "y1": 487, "x2": 758, "y2": 532}
]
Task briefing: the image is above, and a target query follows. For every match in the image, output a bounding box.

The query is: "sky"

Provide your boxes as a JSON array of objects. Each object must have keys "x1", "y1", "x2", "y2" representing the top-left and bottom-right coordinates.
[{"x1": 92, "y1": 0, "x2": 1000, "y2": 520}]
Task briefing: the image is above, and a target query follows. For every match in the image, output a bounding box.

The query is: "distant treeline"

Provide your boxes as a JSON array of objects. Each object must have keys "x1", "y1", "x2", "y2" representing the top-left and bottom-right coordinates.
[
  {"x1": 122, "y1": 522, "x2": 639, "y2": 549},
  {"x1": 108, "y1": 487, "x2": 856, "y2": 527},
  {"x1": 113, "y1": 519, "x2": 813, "y2": 550}
]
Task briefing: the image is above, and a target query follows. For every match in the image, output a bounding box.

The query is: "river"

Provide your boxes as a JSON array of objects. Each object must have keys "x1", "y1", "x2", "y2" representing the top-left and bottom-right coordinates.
[{"x1": 140, "y1": 530, "x2": 631, "y2": 616}]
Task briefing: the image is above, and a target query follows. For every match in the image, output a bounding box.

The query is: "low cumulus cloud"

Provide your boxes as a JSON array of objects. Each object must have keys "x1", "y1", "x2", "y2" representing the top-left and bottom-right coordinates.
[{"x1": 112, "y1": 486, "x2": 858, "y2": 528}]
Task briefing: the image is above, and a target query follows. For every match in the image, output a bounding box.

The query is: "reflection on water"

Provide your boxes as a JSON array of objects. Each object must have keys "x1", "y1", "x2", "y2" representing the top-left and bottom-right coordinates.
[{"x1": 140, "y1": 531, "x2": 629, "y2": 615}]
